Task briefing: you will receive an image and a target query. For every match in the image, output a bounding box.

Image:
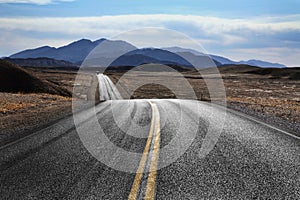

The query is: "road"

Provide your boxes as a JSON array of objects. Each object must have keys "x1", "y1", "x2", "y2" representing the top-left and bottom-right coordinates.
[
  {"x1": 97, "y1": 74, "x2": 122, "y2": 101},
  {"x1": 0, "y1": 99, "x2": 299, "y2": 199},
  {"x1": 0, "y1": 74, "x2": 299, "y2": 199}
]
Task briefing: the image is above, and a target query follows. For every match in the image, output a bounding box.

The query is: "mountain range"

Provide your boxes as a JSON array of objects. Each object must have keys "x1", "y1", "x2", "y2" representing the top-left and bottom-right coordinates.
[
  {"x1": 8, "y1": 39, "x2": 286, "y2": 68},
  {"x1": 4, "y1": 57, "x2": 77, "y2": 68},
  {"x1": 10, "y1": 39, "x2": 106, "y2": 64},
  {"x1": 163, "y1": 47, "x2": 286, "y2": 68}
]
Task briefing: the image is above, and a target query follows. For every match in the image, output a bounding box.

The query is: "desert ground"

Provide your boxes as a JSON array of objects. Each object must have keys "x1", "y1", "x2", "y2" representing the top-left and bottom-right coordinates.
[
  {"x1": 107, "y1": 66, "x2": 300, "y2": 134},
  {"x1": 0, "y1": 63, "x2": 299, "y2": 146}
]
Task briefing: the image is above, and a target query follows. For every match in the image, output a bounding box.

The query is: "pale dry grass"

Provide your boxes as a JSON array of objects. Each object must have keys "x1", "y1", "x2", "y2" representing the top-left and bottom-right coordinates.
[
  {"x1": 227, "y1": 97, "x2": 300, "y2": 123},
  {"x1": 0, "y1": 93, "x2": 72, "y2": 114},
  {"x1": 0, "y1": 102, "x2": 36, "y2": 113},
  {"x1": 0, "y1": 92, "x2": 73, "y2": 145},
  {"x1": 107, "y1": 71, "x2": 300, "y2": 124}
]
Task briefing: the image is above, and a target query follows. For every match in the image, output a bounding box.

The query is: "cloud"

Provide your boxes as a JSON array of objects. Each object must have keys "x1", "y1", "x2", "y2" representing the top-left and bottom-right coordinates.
[
  {"x1": 0, "y1": 0, "x2": 74, "y2": 5},
  {"x1": 0, "y1": 14, "x2": 299, "y2": 41},
  {"x1": 0, "y1": 14, "x2": 299, "y2": 66},
  {"x1": 223, "y1": 47, "x2": 300, "y2": 67}
]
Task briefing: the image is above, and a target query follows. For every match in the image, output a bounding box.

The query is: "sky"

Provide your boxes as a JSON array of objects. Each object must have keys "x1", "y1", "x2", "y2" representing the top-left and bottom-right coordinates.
[{"x1": 0, "y1": 0, "x2": 299, "y2": 66}]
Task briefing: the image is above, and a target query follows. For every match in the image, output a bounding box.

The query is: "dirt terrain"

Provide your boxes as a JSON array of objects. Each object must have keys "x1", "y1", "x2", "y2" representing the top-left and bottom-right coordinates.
[
  {"x1": 0, "y1": 93, "x2": 72, "y2": 146},
  {"x1": 107, "y1": 65, "x2": 300, "y2": 134},
  {"x1": 0, "y1": 62, "x2": 97, "y2": 146},
  {"x1": 0, "y1": 61, "x2": 299, "y2": 146},
  {"x1": 0, "y1": 60, "x2": 71, "y2": 96}
]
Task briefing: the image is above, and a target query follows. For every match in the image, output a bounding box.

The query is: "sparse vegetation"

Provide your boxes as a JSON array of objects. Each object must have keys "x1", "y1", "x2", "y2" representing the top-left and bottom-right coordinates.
[
  {"x1": 0, "y1": 62, "x2": 299, "y2": 144},
  {"x1": 0, "y1": 92, "x2": 72, "y2": 146},
  {"x1": 106, "y1": 65, "x2": 300, "y2": 133}
]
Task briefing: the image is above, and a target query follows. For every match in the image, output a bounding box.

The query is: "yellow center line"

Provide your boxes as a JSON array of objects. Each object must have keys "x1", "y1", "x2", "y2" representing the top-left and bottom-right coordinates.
[
  {"x1": 128, "y1": 101, "x2": 157, "y2": 200},
  {"x1": 145, "y1": 103, "x2": 161, "y2": 200}
]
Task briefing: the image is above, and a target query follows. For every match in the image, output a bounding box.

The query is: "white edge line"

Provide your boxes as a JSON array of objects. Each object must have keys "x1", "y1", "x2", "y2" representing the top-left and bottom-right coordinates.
[{"x1": 212, "y1": 103, "x2": 300, "y2": 140}]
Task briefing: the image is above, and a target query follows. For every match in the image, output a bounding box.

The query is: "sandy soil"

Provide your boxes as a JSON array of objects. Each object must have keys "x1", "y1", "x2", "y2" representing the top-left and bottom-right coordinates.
[
  {"x1": 0, "y1": 92, "x2": 72, "y2": 146},
  {"x1": 0, "y1": 68, "x2": 98, "y2": 146},
  {"x1": 107, "y1": 68, "x2": 300, "y2": 134},
  {"x1": 0, "y1": 66, "x2": 299, "y2": 146}
]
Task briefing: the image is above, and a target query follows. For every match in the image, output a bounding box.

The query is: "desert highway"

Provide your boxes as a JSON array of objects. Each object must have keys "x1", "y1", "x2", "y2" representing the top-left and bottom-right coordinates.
[
  {"x1": 97, "y1": 74, "x2": 122, "y2": 101},
  {"x1": 0, "y1": 80, "x2": 299, "y2": 199}
]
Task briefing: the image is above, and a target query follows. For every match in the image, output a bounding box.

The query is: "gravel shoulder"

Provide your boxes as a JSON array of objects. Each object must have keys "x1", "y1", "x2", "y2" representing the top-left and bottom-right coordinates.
[
  {"x1": 227, "y1": 101, "x2": 300, "y2": 137},
  {"x1": 0, "y1": 92, "x2": 72, "y2": 146},
  {"x1": 0, "y1": 66, "x2": 299, "y2": 147},
  {"x1": 108, "y1": 68, "x2": 300, "y2": 137},
  {"x1": 0, "y1": 67, "x2": 98, "y2": 147}
]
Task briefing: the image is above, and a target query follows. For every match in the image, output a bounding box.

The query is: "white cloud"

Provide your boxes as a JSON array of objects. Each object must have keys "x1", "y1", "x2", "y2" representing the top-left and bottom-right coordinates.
[
  {"x1": 0, "y1": 30, "x2": 73, "y2": 54},
  {"x1": 217, "y1": 47, "x2": 300, "y2": 67},
  {"x1": 0, "y1": 14, "x2": 299, "y2": 40},
  {"x1": 0, "y1": 0, "x2": 74, "y2": 5},
  {"x1": 0, "y1": 14, "x2": 299, "y2": 66}
]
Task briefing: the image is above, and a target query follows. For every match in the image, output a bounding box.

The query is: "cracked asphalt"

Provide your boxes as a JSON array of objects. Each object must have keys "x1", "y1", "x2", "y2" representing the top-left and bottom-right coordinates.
[{"x1": 0, "y1": 99, "x2": 299, "y2": 199}]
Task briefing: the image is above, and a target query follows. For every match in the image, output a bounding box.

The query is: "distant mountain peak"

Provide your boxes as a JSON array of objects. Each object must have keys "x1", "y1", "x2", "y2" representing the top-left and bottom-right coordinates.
[
  {"x1": 36, "y1": 45, "x2": 55, "y2": 50},
  {"x1": 163, "y1": 47, "x2": 287, "y2": 68},
  {"x1": 9, "y1": 38, "x2": 287, "y2": 68},
  {"x1": 238, "y1": 59, "x2": 286, "y2": 68},
  {"x1": 59, "y1": 39, "x2": 93, "y2": 48},
  {"x1": 94, "y1": 38, "x2": 106, "y2": 44},
  {"x1": 163, "y1": 47, "x2": 204, "y2": 56},
  {"x1": 75, "y1": 38, "x2": 92, "y2": 42}
]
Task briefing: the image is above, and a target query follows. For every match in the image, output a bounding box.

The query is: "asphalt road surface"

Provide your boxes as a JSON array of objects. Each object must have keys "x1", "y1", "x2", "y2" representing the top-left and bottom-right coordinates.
[
  {"x1": 97, "y1": 74, "x2": 122, "y2": 101},
  {"x1": 0, "y1": 98, "x2": 299, "y2": 200}
]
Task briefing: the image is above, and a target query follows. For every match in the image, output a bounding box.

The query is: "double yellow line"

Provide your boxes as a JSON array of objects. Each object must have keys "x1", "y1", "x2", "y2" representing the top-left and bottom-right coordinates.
[{"x1": 128, "y1": 101, "x2": 161, "y2": 200}]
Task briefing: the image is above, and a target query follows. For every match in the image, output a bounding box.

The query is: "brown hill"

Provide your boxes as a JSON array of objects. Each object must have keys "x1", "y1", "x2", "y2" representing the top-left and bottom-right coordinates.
[
  {"x1": 209, "y1": 65, "x2": 299, "y2": 80},
  {"x1": 0, "y1": 59, "x2": 71, "y2": 96},
  {"x1": 245, "y1": 67, "x2": 300, "y2": 80},
  {"x1": 218, "y1": 64, "x2": 261, "y2": 73},
  {"x1": 4, "y1": 57, "x2": 78, "y2": 69}
]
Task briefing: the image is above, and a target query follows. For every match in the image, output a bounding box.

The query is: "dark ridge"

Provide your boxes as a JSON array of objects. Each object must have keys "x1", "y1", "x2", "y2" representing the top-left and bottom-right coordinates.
[
  {"x1": 0, "y1": 59, "x2": 71, "y2": 96},
  {"x1": 217, "y1": 64, "x2": 261, "y2": 73},
  {"x1": 245, "y1": 67, "x2": 300, "y2": 79},
  {"x1": 3, "y1": 57, "x2": 78, "y2": 69},
  {"x1": 106, "y1": 64, "x2": 192, "y2": 72},
  {"x1": 288, "y1": 72, "x2": 300, "y2": 80}
]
